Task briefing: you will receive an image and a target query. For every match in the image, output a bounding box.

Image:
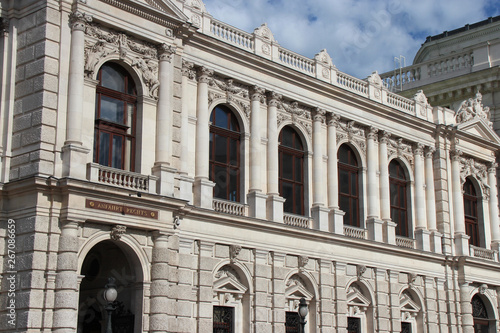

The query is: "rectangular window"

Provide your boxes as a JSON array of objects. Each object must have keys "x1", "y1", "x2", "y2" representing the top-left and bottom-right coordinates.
[
  {"x1": 213, "y1": 306, "x2": 234, "y2": 333},
  {"x1": 285, "y1": 312, "x2": 300, "y2": 333},
  {"x1": 348, "y1": 317, "x2": 361, "y2": 333}
]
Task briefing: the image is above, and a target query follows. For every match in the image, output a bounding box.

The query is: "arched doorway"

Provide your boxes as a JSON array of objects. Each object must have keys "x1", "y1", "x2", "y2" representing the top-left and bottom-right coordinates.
[
  {"x1": 77, "y1": 240, "x2": 143, "y2": 333},
  {"x1": 472, "y1": 294, "x2": 494, "y2": 332}
]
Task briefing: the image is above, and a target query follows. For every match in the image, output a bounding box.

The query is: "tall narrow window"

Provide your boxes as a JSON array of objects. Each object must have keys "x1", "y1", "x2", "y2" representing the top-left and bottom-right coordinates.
[
  {"x1": 279, "y1": 126, "x2": 305, "y2": 215},
  {"x1": 338, "y1": 144, "x2": 360, "y2": 227},
  {"x1": 389, "y1": 160, "x2": 409, "y2": 237},
  {"x1": 94, "y1": 63, "x2": 136, "y2": 171},
  {"x1": 209, "y1": 105, "x2": 241, "y2": 201},
  {"x1": 347, "y1": 317, "x2": 361, "y2": 333},
  {"x1": 472, "y1": 295, "x2": 490, "y2": 332},
  {"x1": 285, "y1": 312, "x2": 300, "y2": 333},
  {"x1": 464, "y1": 178, "x2": 479, "y2": 246}
]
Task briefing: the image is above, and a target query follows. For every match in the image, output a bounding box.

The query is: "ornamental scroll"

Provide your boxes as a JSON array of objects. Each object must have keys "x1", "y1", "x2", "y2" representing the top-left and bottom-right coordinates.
[{"x1": 83, "y1": 22, "x2": 167, "y2": 99}]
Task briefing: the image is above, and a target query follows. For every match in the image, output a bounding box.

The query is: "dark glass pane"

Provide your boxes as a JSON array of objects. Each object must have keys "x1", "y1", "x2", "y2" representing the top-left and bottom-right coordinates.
[
  {"x1": 338, "y1": 145, "x2": 349, "y2": 164},
  {"x1": 464, "y1": 200, "x2": 472, "y2": 215},
  {"x1": 295, "y1": 185, "x2": 303, "y2": 214},
  {"x1": 339, "y1": 169, "x2": 349, "y2": 194},
  {"x1": 352, "y1": 199, "x2": 358, "y2": 225},
  {"x1": 285, "y1": 312, "x2": 300, "y2": 333},
  {"x1": 213, "y1": 306, "x2": 234, "y2": 333},
  {"x1": 340, "y1": 196, "x2": 351, "y2": 224},
  {"x1": 100, "y1": 64, "x2": 125, "y2": 92},
  {"x1": 351, "y1": 172, "x2": 357, "y2": 194},
  {"x1": 215, "y1": 135, "x2": 228, "y2": 163},
  {"x1": 401, "y1": 322, "x2": 412, "y2": 333},
  {"x1": 282, "y1": 153, "x2": 294, "y2": 180},
  {"x1": 281, "y1": 127, "x2": 295, "y2": 147},
  {"x1": 399, "y1": 187, "x2": 406, "y2": 206},
  {"x1": 390, "y1": 183, "x2": 399, "y2": 205},
  {"x1": 347, "y1": 317, "x2": 361, "y2": 333},
  {"x1": 230, "y1": 114, "x2": 239, "y2": 131},
  {"x1": 213, "y1": 165, "x2": 228, "y2": 199},
  {"x1": 295, "y1": 156, "x2": 302, "y2": 181},
  {"x1": 100, "y1": 95, "x2": 125, "y2": 123},
  {"x1": 229, "y1": 169, "x2": 238, "y2": 202},
  {"x1": 229, "y1": 138, "x2": 238, "y2": 166},
  {"x1": 391, "y1": 208, "x2": 400, "y2": 224},
  {"x1": 112, "y1": 135, "x2": 123, "y2": 169},
  {"x1": 99, "y1": 132, "x2": 110, "y2": 166},
  {"x1": 214, "y1": 106, "x2": 229, "y2": 129},
  {"x1": 209, "y1": 133, "x2": 214, "y2": 159},
  {"x1": 282, "y1": 182, "x2": 294, "y2": 213}
]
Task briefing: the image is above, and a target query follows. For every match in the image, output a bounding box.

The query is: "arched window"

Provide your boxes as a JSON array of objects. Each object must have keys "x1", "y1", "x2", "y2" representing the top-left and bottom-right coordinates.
[
  {"x1": 338, "y1": 144, "x2": 360, "y2": 227},
  {"x1": 209, "y1": 105, "x2": 241, "y2": 202},
  {"x1": 94, "y1": 63, "x2": 137, "y2": 171},
  {"x1": 472, "y1": 294, "x2": 491, "y2": 332},
  {"x1": 279, "y1": 126, "x2": 305, "y2": 215},
  {"x1": 464, "y1": 178, "x2": 480, "y2": 246},
  {"x1": 389, "y1": 160, "x2": 409, "y2": 237}
]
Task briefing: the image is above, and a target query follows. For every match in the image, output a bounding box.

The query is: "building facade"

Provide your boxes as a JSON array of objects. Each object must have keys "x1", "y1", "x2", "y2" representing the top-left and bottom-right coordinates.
[{"x1": 0, "y1": 1, "x2": 500, "y2": 332}]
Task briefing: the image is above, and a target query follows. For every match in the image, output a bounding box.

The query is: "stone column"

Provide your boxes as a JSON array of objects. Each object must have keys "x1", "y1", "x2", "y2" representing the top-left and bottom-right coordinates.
[
  {"x1": 311, "y1": 109, "x2": 329, "y2": 231},
  {"x1": 414, "y1": 143, "x2": 431, "y2": 251},
  {"x1": 487, "y1": 163, "x2": 500, "y2": 249},
  {"x1": 194, "y1": 67, "x2": 215, "y2": 209},
  {"x1": 62, "y1": 11, "x2": 91, "y2": 179},
  {"x1": 254, "y1": 250, "x2": 271, "y2": 332},
  {"x1": 366, "y1": 127, "x2": 384, "y2": 241},
  {"x1": 152, "y1": 44, "x2": 177, "y2": 196},
  {"x1": 149, "y1": 232, "x2": 171, "y2": 332},
  {"x1": 327, "y1": 113, "x2": 344, "y2": 234},
  {"x1": 178, "y1": 60, "x2": 195, "y2": 203},
  {"x1": 378, "y1": 131, "x2": 396, "y2": 244},
  {"x1": 247, "y1": 86, "x2": 267, "y2": 219},
  {"x1": 266, "y1": 92, "x2": 285, "y2": 222},
  {"x1": 52, "y1": 221, "x2": 80, "y2": 332},
  {"x1": 425, "y1": 147, "x2": 442, "y2": 253},
  {"x1": 451, "y1": 149, "x2": 469, "y2": 256},
  {"x1": 459, "y1": 282, "x2": 474, "y2": 333}
]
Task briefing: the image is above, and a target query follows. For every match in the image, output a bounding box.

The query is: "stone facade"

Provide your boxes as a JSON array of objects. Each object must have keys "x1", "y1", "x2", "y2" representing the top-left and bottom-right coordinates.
[{"x1": 0, "y1": 1, "x2": 500, "y2": 332}]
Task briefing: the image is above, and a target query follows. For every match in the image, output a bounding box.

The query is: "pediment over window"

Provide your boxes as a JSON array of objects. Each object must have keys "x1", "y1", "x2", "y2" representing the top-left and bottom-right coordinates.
[
  {"x1": 111, "y1": 0, "x2": 190, "y2": 24},
  {"x1": 347, "y1": 284, "x2": 371, "y2": 308},
  {"x1": 457, "y1": 118, "x2": 500, "y2": 144},
  {"x1": 400, "y1": 292, "x2": 421, "y2": 314},
  {"x1": 285, "y1": 275, "x2": 314, "y2": 301},
  {"x1": 213, "y1": 266, "x2": 248, "y2": 295}
]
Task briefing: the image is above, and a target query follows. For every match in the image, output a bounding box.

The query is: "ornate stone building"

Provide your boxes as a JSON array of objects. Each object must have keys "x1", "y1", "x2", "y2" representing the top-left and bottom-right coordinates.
[{"x1": 0, "y1": 1, "x2": 499, "y2": 332}]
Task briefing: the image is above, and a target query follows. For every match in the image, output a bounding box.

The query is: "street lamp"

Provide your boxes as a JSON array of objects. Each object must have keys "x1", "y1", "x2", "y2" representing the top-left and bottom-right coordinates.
[
  {"x1": 298, "y1": 297, "x2": 308, "y2": 333},
  {"x1": 103, "y1": 277, "x2": 118, "y2": 333}
]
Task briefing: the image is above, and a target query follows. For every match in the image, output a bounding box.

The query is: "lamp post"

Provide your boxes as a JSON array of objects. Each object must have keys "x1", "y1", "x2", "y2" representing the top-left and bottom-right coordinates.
[
  {"x1": 103, "y1": 277, "x2": 118, "y2": 333},
  {"x1": 298, "y1": 297, "x2": 308, "y2": 333}
]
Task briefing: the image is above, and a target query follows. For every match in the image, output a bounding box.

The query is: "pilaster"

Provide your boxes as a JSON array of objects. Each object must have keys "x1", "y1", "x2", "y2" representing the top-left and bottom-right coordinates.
[
  {"x1": 318, "y1": 259, "x2": 335, "y2": 333},
  {"x1": 197, "y1": 241, "x2": 216, "y2": 332},
  {"x1": 424, "y1": 276, "x2": 439, "y2": 333},
  {"x1": 254, "y1": 249, "x2": 272, "y2": 332},
  {"x1": 459, "y1": 282, "x2": 474, "y2": 333},
  {"x1": 267, "y1": 194, "x2": 285, "y2": 223},
  {"x1": 334, "y1": 262, "x2": 348, "y2": 333},
  {"x1": 247, "y1": 191, "x2": 268, "y2": 219},
  {"x1": 367, "y1": 217, "x2": 385, "y2": 242},
  {"x1": 271, "y1": 252, "x2": 286, "y2": 331}
]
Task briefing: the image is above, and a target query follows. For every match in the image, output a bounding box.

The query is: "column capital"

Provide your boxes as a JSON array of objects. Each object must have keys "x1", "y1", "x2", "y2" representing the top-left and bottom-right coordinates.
[
  {"x1": 181, "y1": 59, "x2": 196, "y2": 78},
  {"x1": 197, "y1": 66, "x2": 213, "y2": 83},
  {"x1": 313, "y1": 108, "x2": 326, "y2": 123},
  {"x1": 69, "y1": 11, "x2": 92, "y2": 31},
  {"x1": 414, "y1": 142, "x2": 424, "y2": 156},
  {"x1": 450, "y1": 149, "x2": 463, "y2": 161},
  {"x1": 425, "y1": 146, "x2": 436, "y2": 158},
  {"x1": 267, "y1": 91, "x2": 282, "y2": 106},
  {"x1": 379, "y1": 130, "x2": 391, "y2": 143},
  {"x1": 326, "y1": 112, "x2": 340, "y2": 127},
  {"x1": 157, "y1": 43, "x2": 176, "y2": 62},
  {"x1": 488, "y1": 162, "x2": 498, "y2": 173},
  {"x1": 366, "y1": 126, "x2": 378, "y2": 140},
  {"x1": 251, "y1": 85, "x2": 266, "y2": 102}
]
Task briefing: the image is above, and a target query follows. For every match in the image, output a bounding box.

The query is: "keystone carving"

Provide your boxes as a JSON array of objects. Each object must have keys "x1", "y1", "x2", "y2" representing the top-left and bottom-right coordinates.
[{"x1": 110, "y1": 225, "x2": 126, "y2": 241}]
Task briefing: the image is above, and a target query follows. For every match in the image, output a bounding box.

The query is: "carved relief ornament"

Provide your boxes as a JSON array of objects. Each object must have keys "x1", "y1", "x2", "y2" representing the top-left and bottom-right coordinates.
[
  {"x1": 277, "y1": 101, "x2": 312, "y2": 137},
  {"x1": 336, "y1": 120, "x2": 366, "y2": 156},
  {"x1": 455, "y1": 91, "x2": 492, "y2": 127},
  {"x1": 458, "y1": 156, "x2": 489, "y2": 198}
]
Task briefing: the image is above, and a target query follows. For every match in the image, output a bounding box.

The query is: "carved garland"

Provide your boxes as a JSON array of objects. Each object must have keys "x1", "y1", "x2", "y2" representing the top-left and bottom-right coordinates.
[
  {"x1": 458, "y1": 154, "x2": 490, "y2": 198},
  {"x1": 277, "y1": 100, "x2": 313, "y2": 139},
  {"x1": 208, "y1": 75, "x2": 251, "y2": 119},
  {"x1": 336, "y1": 120, "x2": 366, "y2": 157},
  {"x1": 83, "y1": 21, "x2": 172, "y2": 99},
  {"x1": 387, "y1": 137, "x2": 414, "y2": 168}
]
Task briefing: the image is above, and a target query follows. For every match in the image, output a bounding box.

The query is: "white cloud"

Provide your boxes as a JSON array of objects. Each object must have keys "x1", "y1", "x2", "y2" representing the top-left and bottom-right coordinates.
[{"x1": 202, "y1": 0, "x2": 499, "y2": 78}]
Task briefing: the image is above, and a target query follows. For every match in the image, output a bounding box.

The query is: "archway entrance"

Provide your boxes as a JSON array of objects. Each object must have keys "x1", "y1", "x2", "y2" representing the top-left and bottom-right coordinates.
[
  {"x1": 77, "y1": 240, "x2": 143, "y2": 333},
  {"x1": 472, "y1": 294, "x2": 493, "y2": 333}
]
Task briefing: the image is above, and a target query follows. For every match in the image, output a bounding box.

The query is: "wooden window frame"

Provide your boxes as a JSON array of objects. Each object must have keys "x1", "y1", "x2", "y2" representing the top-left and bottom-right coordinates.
[
  {"x1": 389, "y1": 160, "x2": 409, "y2": 237},
  {"x1": 338, "y1": 145, "x2": 360, "y2": 227},
  {"x1": 464, "y1": 178, "x2": 480, "y2": 247}
]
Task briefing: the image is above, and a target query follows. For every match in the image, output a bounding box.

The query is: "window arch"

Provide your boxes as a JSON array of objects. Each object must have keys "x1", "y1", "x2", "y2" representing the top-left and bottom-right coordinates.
[
  {"x1": 472, "y1": 294, "x2": 493, "y2": 332},
  {"x1": 464, "y1": 178, "x2": 480, "y2": 247},
  {"x1": 279, "y1": 126, "x2": 305, "y2": 215},
  {"x1": 209, "y1": 105, "x2": 241, "y2": 202},
  {"x1": 338, "y1": 144, "x2": 360, "y2": 227},
  {"x1": 94, "y1": 62, "x2": 137, "y2": 171},
  {"x1": 389, "y1": 160, "x2": 409, "y2": 237}
]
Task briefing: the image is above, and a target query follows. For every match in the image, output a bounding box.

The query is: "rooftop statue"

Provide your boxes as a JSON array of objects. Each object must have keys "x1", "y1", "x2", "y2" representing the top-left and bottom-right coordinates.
[{"x1": 455, "y1": 91, "x2": 492, "y2": 127}]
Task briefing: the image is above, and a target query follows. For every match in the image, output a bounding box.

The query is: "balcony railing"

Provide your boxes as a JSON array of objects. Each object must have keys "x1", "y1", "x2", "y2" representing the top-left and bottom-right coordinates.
[
  {"x1": 396, "y1": 236, "x2": 415, "y2": 249},
  {"x1": 283, "y1": 213, "x2": 311, "y2": 229},
  {"x1": 343, "y1": 225, "x2": 367, "y2": 239},
  {"x1": 213, "y1": 198, "x2": 248, "y2": 217},
  {"x1": 87, "y1": 163, "x2": 157, "y2": 193},
  {"x1": 470, "y1": 245, "x2": 498, "y2": 261}
]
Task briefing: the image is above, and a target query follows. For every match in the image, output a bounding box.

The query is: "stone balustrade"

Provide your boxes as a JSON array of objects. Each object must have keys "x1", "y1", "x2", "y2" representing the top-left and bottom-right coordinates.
[
  {"x1": 343, "y1": 225, "x2": 367, "y2": 239},
  {"x1": 206, "y1": 18, "x2": 430, "y2": 119},
  {"x1": 470, "y1": 245, "x2": 498, "y2": 261},
  {"x1": 213, "y1": 198, "x2": 248, "y2": 216},
  {"x1": 396, "y1": 236, "x2": 416, "y2": 249},
  {"x1": 87, "y1": 163, "x2": 158, "y2": 193},
  {"x1": 283, "y1": 213, "x2": 311, "y2": 229}
]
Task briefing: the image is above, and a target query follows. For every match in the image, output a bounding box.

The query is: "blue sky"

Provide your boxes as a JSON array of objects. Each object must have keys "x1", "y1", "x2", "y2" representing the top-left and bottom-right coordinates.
[{"x1": 202, "y1": 0, "x2": 500, "y2": 78}]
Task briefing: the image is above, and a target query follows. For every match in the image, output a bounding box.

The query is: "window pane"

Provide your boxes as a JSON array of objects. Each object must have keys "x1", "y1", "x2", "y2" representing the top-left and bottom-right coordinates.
[
  {"x1": 229, "y1": 170, "x2": 238, "y2": 202},
  {"x1": 352, "y1": 199, "x2": 358, "y2": 225},
  {"x1": 229, "y1": 138, "x2": 238, "y2": 166},
  {"x1": 350, "y1": 172, "x2": 357, "y2": 194},
  {"x1": 282, "y1": 181, "x2": 294, "y2": 213},
  {"x1": 281, "y1": 127, "x2": 294, "y2": 147},
  {"x1": 100, "y1": 95, "x2": 124, "y2": 123},
  {"x1": 340, "y1": 196, "x2": 350, "y2": 223},
  {"x1": 282, "y1": 153, "x2": 293, "y2": 180},
  {"x1": 215, "y1": 134, "x2": 227, "y2": 163},
  {"x1": 391, "y1": 208, "x2": 400, "y2": 224},
  {"x1": 294, "y1": 185, "x2": 303, "y2": 214},
  {"x1": 390, "y1": 183, "x2": 399, "y2": 205},
  {"x1": 126, "y1": 103, "x2": 134, "y2": 134},
  {"x1": 295, "y1": 156, "x2": 302, "y2": 181},
  {"x1": 213, "y1": 165, "x2": 228, "y2": 199},
  {"x1": 214, "y1": 106, "x2": 229, "y2": 128},
  {"x1": 100, "y1": 64, "x2": 125, "y2": 92},
  {"x1": 339, "y1": 169, "x2": 349, "y2": 194},
  {"x1": 99, "y1": 132, "x2": 110, "y2": 166},
  {"x1": 112, "y1": 135, "x2": 123, "y2": 169}
]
